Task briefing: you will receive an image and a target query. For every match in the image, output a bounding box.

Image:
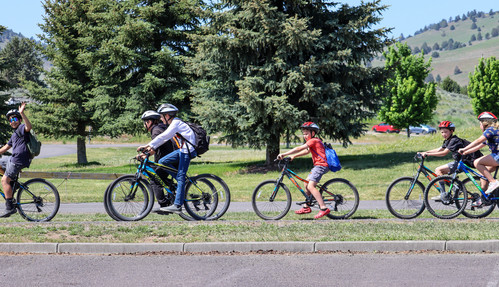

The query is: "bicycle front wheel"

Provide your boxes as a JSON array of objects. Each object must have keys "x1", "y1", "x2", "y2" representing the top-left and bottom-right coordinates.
[
  {"x1": 424, "y1": 175, "x2": 467, "y2": 219},
  {"x1": 183, "y1": 174, "x2": 231, "y2": 221},
  {"x1": 105, "y1": 175, "x2": 154, "y2": 221},
  {"x1": 321, "y1": 178, "x2": 359, "y2": 219},
  {"x1": 252, "y1": 180, "x2": 291, "y2": 220},
  {"x1": 385, "y1": 177, "x2": 425, "y2": 219},
  {"x1": 16, "y1": 178, "x2": 60, "y2": 222},
  {"x1": 461, "y1": 177, "x2": 495, "y2": 218}
]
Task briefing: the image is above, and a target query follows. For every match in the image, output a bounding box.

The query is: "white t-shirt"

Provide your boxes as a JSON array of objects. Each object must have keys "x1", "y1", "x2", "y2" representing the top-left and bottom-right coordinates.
[{"x1": 148, "y1": 118, "x2": 196, "y2": 154}]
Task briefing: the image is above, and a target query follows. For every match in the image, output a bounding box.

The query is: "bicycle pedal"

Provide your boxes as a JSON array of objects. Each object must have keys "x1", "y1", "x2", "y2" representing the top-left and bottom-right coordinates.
[{"x1": 295, "y1": 201, "x2": 307, "y2": 206}]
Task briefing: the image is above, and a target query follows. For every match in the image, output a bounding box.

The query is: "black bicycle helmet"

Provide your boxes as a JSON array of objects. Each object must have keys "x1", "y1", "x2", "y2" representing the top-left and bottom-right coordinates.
[
  {"x1": 6, "y1": 109, "x2": 21, "y2": 120},
  {"x1": 141, "y1": 110, "x2": 161, "y2": 121}
]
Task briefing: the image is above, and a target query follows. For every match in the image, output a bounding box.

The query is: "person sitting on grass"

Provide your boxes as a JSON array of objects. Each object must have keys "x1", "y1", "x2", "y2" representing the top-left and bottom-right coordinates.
[
  {"x1": 459, "y1": 112, "x2": 499, "y2": 205},
  {"x1": 277, "y1": 121, "x2": 330, "y2": 219}
]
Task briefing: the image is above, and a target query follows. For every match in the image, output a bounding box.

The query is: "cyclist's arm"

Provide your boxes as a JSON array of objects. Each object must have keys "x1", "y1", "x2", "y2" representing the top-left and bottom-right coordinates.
[
  {"x1": 459, "y1": 135, "x2": 487, "y2": 155},
  {"x1": 19, "y1": 102, "x2": 32, "y2": 133},
  {"x1": 0, "y1": 144, "x2": 11, "y2": 155},
  {"x1": 277, "y1": 143, "x2": 308, "y2": 159},
  {"x1": 421, "y1": 147, "x2": 446, "y2": 157},
  {"x1": 290, "y1": 148, "x2": 310, "y2": 160}
]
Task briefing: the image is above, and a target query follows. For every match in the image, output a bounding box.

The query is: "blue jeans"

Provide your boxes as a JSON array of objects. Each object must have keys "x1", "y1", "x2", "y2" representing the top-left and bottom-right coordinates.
[{"x1": 158, "y1": 149, "x2": 196, "y2": 206}]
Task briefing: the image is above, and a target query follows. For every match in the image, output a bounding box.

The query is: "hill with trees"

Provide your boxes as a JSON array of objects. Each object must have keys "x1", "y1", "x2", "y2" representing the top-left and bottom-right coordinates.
[{"x1": 374, "y1": 9, "x2": 499, "y2": 87}]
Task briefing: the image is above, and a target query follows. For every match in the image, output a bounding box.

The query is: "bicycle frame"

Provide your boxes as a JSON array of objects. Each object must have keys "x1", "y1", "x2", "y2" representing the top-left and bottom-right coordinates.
[
  {"x1": 272, "y1": 160, "x2": 334, "y2": 206},
  {"x1": 457, "y1": 160, "x2": 499, "y2": 201},
  {"x1": 405, "y1": 155, "x2": 438, "y2": 199}
]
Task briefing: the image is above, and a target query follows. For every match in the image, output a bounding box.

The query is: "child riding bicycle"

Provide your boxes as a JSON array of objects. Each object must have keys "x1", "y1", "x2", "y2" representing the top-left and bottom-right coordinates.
[
  {"x1": 277, "y1": 121, "x2": 330, "y2": 219},
  {"x1": 459, "y1": 112, "x2": 499, "y2": 198},
  {"x1": 0, "y1": 103, "x2": 32, "y2": 218}
]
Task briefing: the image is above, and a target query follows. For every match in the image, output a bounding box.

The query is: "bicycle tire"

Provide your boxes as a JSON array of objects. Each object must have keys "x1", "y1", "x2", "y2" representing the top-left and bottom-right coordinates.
[
  {"x1": 252, "y1": 180, "x2": 292, "y2": 220},
  {"x1": 103, "y1": 182, "x2": 121, "y2": 221},
  {"x1": 16, "y1": 178, "x2": 60, "y2": 222},
  {"x1": 321, "y1": 178, "x2": 359, "y2": 219},
  {"x1": 461, "y1": 177, "x2": 495, "y2": 218},
  {"x1": 385, "y1": 177, "x2": 425, "y2": 219},
  {"x1": 105, "y1": 175, "x2": 154, "y2": 221},
  {"x1": 183, "y1": 174, "x2": 231, "y2": 221},
  {"x1": 424, "y1": 175, "x2": 467, "y2": 219}
]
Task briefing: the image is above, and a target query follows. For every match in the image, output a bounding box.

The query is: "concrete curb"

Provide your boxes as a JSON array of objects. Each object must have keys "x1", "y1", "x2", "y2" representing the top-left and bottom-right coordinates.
[{"x1": 2, "y1": 240, "x2": 499, "y2": 254}]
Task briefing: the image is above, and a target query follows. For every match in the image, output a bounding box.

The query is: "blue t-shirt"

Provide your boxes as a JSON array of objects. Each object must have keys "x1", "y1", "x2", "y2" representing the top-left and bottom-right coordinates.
[
  {"x1": 7, "y1": 124, "x2": 31, "y2": 168},
  {"x1": 483, "y1": 126, "x2": 499, "y2": 154}
]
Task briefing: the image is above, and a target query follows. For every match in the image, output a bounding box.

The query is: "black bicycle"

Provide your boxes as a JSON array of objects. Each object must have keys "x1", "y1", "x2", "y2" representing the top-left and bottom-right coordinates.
[
  {"x1": 0, "y1": 171, "x2": 60, "y2": 222},
  {"x1": 252, "y1": 158, "x2": 359, "y2": 220},
  {"x1": 385, "y1": 153, "x2": 439, "y2": 219},
  {"x1": 103, "y1": 152, "x2": 230, "y2": 221}
]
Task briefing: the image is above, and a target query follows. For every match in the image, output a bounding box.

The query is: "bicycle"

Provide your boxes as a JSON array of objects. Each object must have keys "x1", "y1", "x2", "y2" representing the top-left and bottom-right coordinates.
[
  {"x1": 425, "y1": 156, "x2": 499, "y2": 219},
  {"x1": 103, "y1": 152, "x2": 230, "y2": 221},
  {"x1": 0, "y1": 171, "x2": 60, "y2": 222},
  {"x1": 423, "y1": 156, "x2": 470, "y2": 219},
  {"x1": 385, "y1": 153, "x2": 438, "y2": 219},
  {"x1": 251, "y1": 158, "x2": 359, "y2": 220}
]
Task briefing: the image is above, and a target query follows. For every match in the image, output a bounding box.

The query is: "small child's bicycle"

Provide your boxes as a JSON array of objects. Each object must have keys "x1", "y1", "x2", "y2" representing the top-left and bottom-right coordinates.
[
  {"x1": 251, "y1": 158, "x2": 359, "y2": 220},
  {"x1": 385, "y1": 153, "x2": 438, "y2": 219},
  {"x1": 0, "y1": 171, "x2": 60, "y2": 222}
]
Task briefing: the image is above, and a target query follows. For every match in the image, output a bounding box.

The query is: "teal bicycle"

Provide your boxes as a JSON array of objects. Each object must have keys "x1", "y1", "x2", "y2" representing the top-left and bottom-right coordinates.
[{"x1": 103, "y1": 152, "x2": 230, "y2": 221}]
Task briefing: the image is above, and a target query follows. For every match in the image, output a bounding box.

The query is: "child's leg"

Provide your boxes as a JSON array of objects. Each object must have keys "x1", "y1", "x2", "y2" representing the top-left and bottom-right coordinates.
[
  {"x1": 306, "y1": 181, "x2": 327, "y2": 209},
  {"x1": 435, "y1": 164, "x2": 451, "y2": 176},
  {"x1": 475, "y1": 155, "x2": 498, "y2": 183}
]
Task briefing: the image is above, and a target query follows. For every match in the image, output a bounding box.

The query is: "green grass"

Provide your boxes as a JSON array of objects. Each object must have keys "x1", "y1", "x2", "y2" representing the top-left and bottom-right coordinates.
[{"x1": 2, "y1": 211, "x2": 499, "y2": 243}]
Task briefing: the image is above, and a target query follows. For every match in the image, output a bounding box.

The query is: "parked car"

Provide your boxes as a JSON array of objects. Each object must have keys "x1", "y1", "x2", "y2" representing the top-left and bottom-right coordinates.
[
  {"x1": 372, "y1": 123, "x2": 400, "y2": 133},
  {"x1": 409, "y1": 124, "x2": 437, "y2": 135}
]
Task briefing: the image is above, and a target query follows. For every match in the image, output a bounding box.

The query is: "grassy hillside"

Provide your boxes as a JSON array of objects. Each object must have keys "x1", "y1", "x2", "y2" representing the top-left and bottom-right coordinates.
[{"x1": 374, "y1": 11, "x2": 499, "y2": 86}]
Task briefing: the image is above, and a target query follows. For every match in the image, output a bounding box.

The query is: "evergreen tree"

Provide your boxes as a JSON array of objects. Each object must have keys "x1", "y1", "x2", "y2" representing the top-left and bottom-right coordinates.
[
  {"x1": 0, "y1": 26, "x2": 13, "y2": 143},
  {"x1": 468, "y1": 57, "x2": 499, "y2": 115},
  {"x1": 441, "y1": 76, "x2": 461, "y2": 93},
  {"x1": 454, "y1": 66, "x2": 462, "y2": 75},
  {"x1": 436, "y1": 74, "x2": 442, "y2": 82},
  {"x1": 0, "y1": 37, "x2": 45, "y2": 88},
  {"x1": 188, "y1": 0, "x2": 392, "y2": 164},
  {"x1": 471, "y1": 34, "x2": 477, "y2": 41},
  {"x1": 471, "y1": 22, "x2": 477, "y2": 29},
  {"x1": 432, "y1": 42, "x2": 440, "y2": 51},
  {"x1": 378, "y1": 43, "x2": 437, "y2": 137}
]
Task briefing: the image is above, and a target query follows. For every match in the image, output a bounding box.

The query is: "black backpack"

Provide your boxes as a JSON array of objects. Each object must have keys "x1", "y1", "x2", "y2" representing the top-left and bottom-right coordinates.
[
  {"x1": 460, "y1": 138, "x2": 483, "y2": 166},
  {"x1": 176, "y1": 121, "x2": 210, "y2": 157}
]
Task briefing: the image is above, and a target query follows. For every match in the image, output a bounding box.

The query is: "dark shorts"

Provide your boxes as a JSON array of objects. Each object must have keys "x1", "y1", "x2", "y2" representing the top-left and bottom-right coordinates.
[
  {"x1": 307, "y1": 166, "x2": 329, "y2": 183},
  {"x1": 5, "y1": 160, "x2": 23, "y2": 179}
]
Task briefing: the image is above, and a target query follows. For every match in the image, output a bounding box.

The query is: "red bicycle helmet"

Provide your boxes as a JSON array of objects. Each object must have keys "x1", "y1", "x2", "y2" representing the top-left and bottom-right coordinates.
[
  {"x1": 438, "y1": 121, "x2": 455, "y2": 130},
  {"x1": 300, "y1": 121, "x2": 320, "y2": 133},
  {"x1": 478, "y1": 112, "x2": 497, "y2": 121}
]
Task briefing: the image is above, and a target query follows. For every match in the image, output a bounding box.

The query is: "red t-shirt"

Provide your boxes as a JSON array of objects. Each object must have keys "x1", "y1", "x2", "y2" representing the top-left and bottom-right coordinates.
[{"x1": 307, "y1": 137, "x2": 328, "y2": 167}]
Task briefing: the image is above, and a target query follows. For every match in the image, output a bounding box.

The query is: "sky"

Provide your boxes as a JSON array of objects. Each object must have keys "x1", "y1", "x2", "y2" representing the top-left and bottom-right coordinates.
[{"x1": 1, "y1": 0, "x2": 499, "y2": 40}]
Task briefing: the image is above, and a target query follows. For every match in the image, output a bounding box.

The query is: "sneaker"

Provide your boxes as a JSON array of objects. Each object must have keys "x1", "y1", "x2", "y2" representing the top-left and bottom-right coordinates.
[
  {"x1": 314, "y1": 208, "x2": 330, "y2": 219},
  {"x1": 485, "y1": 181, "x2": 499, "y2": 195},
  {"x1": 471, "y1": 197, "x2": 483, "y2": 208},
  {"x1": 152, "y1": 207, "x2": 171, "y2": 215},
  {"x1": 431, "y1": 192, "x2": 446, "y2": 201},
  {"x1": 295, "y1": 207, "x2": 312, "y2": 214},
  {"x1": 0, "y1": 208, "x2": 17, "y2": 218},
  {"x1": 160, "y1": 205, "x2": 182, "y2": 214}
]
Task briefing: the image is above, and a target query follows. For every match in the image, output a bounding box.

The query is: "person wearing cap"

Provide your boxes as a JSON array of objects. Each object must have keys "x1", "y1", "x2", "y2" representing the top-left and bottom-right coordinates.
[
  {"x1": 137, "y1": 104, "x2": 197, "y2": 214},
  {"x1": 459, "y1": 112, "x2": 499, "y2": 197},
  {"x1": 140, "y1": 110, "x2": 179, "y2": 213},
  {"x1": 276, "y1": 121, "x2": 331, "y2": 219},
  {"x1": 0, "y1": 102, "x2": 32, "y2": 218}
]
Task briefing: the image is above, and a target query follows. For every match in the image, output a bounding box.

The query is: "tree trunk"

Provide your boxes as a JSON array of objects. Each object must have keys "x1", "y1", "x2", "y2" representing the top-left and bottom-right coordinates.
[
  {"x1": 77, "y1": 136, "x2": 88, "y2": 164},
  {"x1": 406, "y1": 128, "x2": 410, "y2": 138},
  {"x1": 266, "y1": 132, "x2": 280, "y2": 166}
]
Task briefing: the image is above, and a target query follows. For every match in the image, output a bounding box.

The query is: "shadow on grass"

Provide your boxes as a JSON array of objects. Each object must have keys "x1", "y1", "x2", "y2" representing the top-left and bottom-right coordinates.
[{"x1": 60, "y1": 161, "x2": 103, "y2": 168}]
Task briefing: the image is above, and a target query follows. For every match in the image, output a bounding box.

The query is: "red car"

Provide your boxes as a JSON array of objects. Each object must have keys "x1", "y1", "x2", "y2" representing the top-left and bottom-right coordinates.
[{"x1": 372, "y1": 122, "x2": 400, "y2": 133}]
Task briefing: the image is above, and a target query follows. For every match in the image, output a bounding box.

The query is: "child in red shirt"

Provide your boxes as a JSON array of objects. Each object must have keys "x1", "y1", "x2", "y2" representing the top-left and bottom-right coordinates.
[{"x1": 277, "y1": 122, "x2": 330, "y2": 219}]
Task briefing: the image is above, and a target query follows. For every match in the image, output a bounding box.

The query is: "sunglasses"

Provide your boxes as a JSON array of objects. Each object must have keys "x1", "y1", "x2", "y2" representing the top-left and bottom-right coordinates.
[{"x1": 9, "y1": 117, "x2": 19, "y2": 123}]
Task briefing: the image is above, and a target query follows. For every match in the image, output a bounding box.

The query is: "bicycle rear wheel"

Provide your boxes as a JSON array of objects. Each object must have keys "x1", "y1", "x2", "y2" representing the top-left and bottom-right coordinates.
[
  {"x1": 252, "y1": 180, "x2": 291, "y2": 220},
  {"x1": 16, "y1": 178, "x2": 60, "y2": 222},
  {"x1": 321, "y1": 178, "x2": 359, "y2": 219},
  {"x1": 385, "y1": 177, "x2": 425, "y2": 219},
  {"x1": 461, "y1": 177, "x2": 495, "y2": 218},
  {"x1": 105, "y1": 175, "x2": 154, "y2": 221},
  {"x1": 424, "y1": 175, "x2": 467, "y2": 219},
  {"x1": 183, "y1": 174, "x2": 231, "y2": 221}
]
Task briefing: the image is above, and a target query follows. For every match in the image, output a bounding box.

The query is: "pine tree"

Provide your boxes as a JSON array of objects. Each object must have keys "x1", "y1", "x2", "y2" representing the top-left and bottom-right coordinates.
[
  {"x1": 378, "y1": 43, "x2": 437, "y2": 137},
  {"x1": 0, "y1": 37, "x2": 44, "y2": 88},
  {"x1": 0, "y1": 26, "x2": 13, "y2": 143},
  {"x1": 188, "y1": 0, "x2": 391, "y2": 164}
]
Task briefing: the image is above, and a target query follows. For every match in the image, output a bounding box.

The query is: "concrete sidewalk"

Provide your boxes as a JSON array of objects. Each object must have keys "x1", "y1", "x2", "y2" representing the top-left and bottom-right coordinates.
[{"x1": 1, "y1": 240, "x2": 499, "y2": 254}]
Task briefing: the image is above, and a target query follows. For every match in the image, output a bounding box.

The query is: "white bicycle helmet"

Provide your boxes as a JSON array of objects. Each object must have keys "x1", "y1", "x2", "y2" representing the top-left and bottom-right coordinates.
[
  {"x1": 478, "y1": 112, "x2": 497, "y2": 121},
  {"x1": 141, "y1": 110, "x2": 161, "y2": 121},
  {"x1": 157, "y1": 104, "x2": 179, "y2": 115}
]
